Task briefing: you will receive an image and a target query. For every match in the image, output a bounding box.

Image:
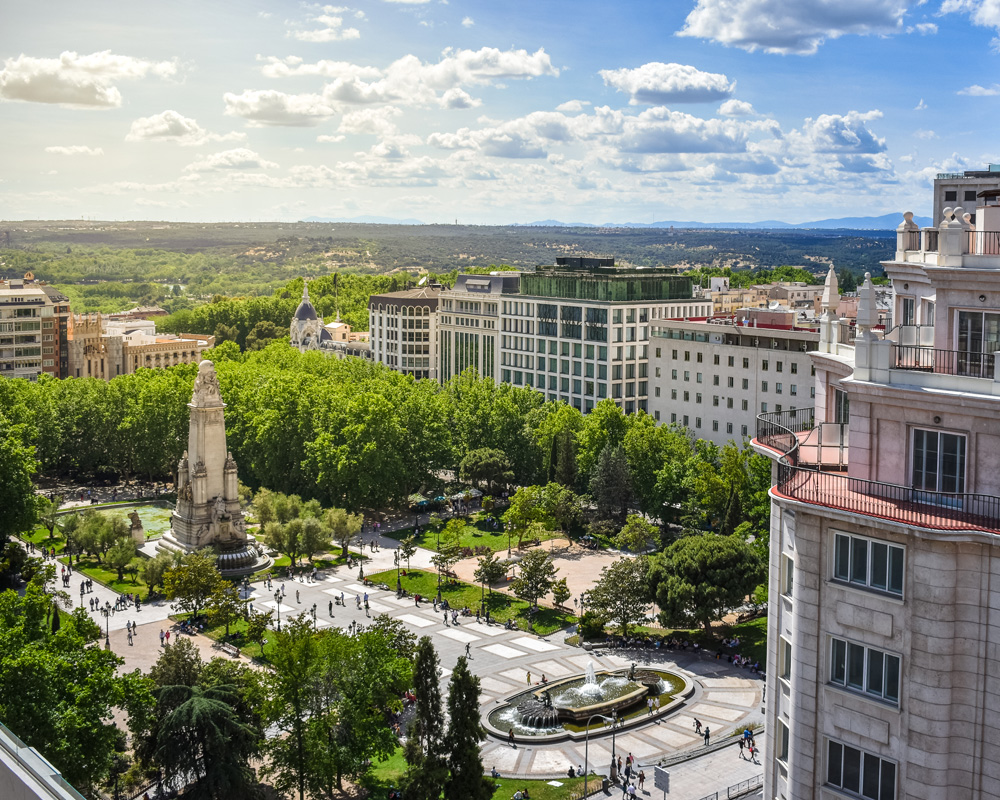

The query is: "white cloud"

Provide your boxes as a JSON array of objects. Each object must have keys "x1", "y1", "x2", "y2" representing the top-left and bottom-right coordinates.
[
  {"x1": 914, "y1": 129, "x2": 938, "y2": 139},
  {"x1": 255, "y1": 47, "x2": 558, "y2": 111},
  {"x1": 941, "y1": 0, "x2": 1000, "y2": 30},
  {"x1": 292, "y1": 6, "x2": 362, "y2": 42},
  {"x1": 462, "y1": 16, "x2": 474, "y2": 27},
  {"x1": 383, "y1": 0, "x2": 432, "y2": 3},
  {"x1": 223, "y1": 89, "x2": 336, "y2": 126},
  {"x1": 718, "y1": 99, "x2": 756, "y2": 116},
  {"x1": 556, "y1": 99, "x2": 590, "y2": 112},
  {"x1": 913, "y1": 22, "x2": 938, "y2": 34},
  {"x1": 958, "y1": 84, "x2": 1000, "y2": 96},
  {"x1": 600, "y1": 62, "x2": 735, "y2": 104},
  {"x1": 618, "y1": 107, "x2": 773, "y2": 154},
  {"x1": 915, "y1": 98, "x2": 927, "y2": 110},
  {"x1": 678, "y1": 0, "x2": 907, "y2": 55},
  {"x1": 184, "y1": 148, "x2": 278, "y2": 172},
  {"x1": 0, "y1": 50, "x2": 176, "y2": 108},
  {"x1": 317, "y1": 134, "x2": 346, "y2": 143},
  {"x1": 126, "y1": 110, "x2": 246, "y2": 145},
  {"x1": 800, "y1": 110, "x2": 886, "y2": 153},
  {"x1": 44, "y1": 145, "x2": 103, "y2": 156},
  {"x1": 338, "y1": 106, "x2": 403, "y2": 136}
]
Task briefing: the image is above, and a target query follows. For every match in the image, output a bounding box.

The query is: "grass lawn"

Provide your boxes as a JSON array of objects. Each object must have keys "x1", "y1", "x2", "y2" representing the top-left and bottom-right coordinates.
[
  {"x1": 385, "y1": 514, "x2": 565, "y2": 554},
  {"x1": 22, "y1": 527, "x2": 67, "y2": 553},
  {"x1": 367, "y1": 745, "x2": 591, "y2": 800},
  {"x1": 367, "y1": 569, "x2": 576, "y2": 637},
  {"x1": 62, "y1": 556, "x2": 150, "y2": 599},
  {"x1": 174, "y1": 612, "x2": 281, "y2": 663},
  {"x1": 591, "y1": 615, "x2": 768, "y2": 669}
]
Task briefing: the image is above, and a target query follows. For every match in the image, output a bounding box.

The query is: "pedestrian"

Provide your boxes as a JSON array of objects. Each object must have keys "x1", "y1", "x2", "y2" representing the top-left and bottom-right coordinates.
[
  {"x1": 704, "y1": 726, "x2": 710, "y2": 746},
  {"x1": 694, "y1": 718, "x2": 702, "y2": 734},
  {"x1": 165, "y1": 630, "x2": 170, "y2": 646},
  {"x1": 131, "y1": 621, "x2": 136, "y2": 634},
  {"x1": 628, "y1": 753, "x2": 633, "y2": 768},
  {"x1": 127, "y1": 629, "x2": 133, "y2": 646},
  {"x1": 654, "y1": 696, "x2": 660, "y2": 714},
  {"x1": 296, "y1": 590, "x2": 300, "y2": 604},
  {"x1": 508, "y1": 728, "x2": 516, "y2": 748},
  {"x1": 465, "y1": 642, "x2": 471, "y2": 657},
  {"x1": 638, "y1": 770, "x2": 645, "y2": 790},
  {"x1": 617, "y1": 755, "x2": 622, "y2": 775},
  {"x1": 159, "y1": 629, "x2": 165, "y2": 647},
  {"x1": 647, "y1": 697, "x2": 653, "y2": 715},
  {"x1": 739, "y1": 738, "x2": 745, "y2": 759},
  {"x1": 527, "y1": 671, "x2": 531, "y2": 685},
  {"x1": 281, "y1": 583, "x2": 286, "y2": 597},
  {"x1": 329, "y1": 600, "x2": 333, "y2": 616}
]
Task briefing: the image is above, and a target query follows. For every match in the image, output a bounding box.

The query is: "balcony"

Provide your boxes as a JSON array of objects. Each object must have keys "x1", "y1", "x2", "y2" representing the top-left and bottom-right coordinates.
[
  {"x1": 754, "y1": 409, "x2": 1000, "y2": 534},
  {"x1": 891, "y1": 345, "x2": 995, "y2": 380}
]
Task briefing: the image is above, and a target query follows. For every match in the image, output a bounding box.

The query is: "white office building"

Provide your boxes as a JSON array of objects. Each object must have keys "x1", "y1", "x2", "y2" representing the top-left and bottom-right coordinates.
[
  {"x1": 368, "y1": 285, "x2": 442, "y2": 380},
  {"x1": 648, "y1": 307, "x2": 821, "y2": 446},
  {"x1": 437, "y1": 273, "x2": 519, "y2": 383},
  {"x1": 497, "y1": 257, "x2": 710, "y2": 413}
]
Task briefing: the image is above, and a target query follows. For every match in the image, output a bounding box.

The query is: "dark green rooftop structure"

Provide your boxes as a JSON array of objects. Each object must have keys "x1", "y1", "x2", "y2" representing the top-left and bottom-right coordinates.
[{"x1": 521, "y1": 257, "x2": 693, "y2": 302}]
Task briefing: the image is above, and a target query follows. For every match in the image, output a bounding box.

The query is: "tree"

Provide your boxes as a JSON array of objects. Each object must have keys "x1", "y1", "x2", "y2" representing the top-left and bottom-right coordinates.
[
  {"x1": 149, "y1": 637, "x2": 204, "y2": 688},
  {"x1": 265, "y1": 616, "x2": 320, "y2": 800},
  {"x1": 325, "y1": 507, "x2": 362, "y2": 558},
  {"x1": 245, "y1": 320, "x2": 284, "y2": 351},
  {"x1": 37, "y1": 496, "x2": 63, "y2": 542},
  {"x1": 473, "y1": 552, "x2": 506, "y2": 600},
  {"x1": 401, "y1": 637, "x2": 448, "y2": 800},
  {"x1": 397, "y1": 533, "x2": 418, "y2": 572},
  {"x1": 245, "y1": 609, "x2": 272, "y2": 656},
  {"x1": 444, "y1": 657, "x2": 492, "y2": 800},
  {"x1": 140, "y1": 551, "x2": 175, "y2": 596},
  {"x1": 441, "y1": 517, "x2": 465, "y2": 550},
  {"x1": 647, "y1": 534, "x2": 764, "y2": 631},
  {"x1": 0, "y1": 578, "x2": 142, "y2": 794},
  {"x1": 431, "y1": 543, "x2": 462, "y2": 589},
  {"x1": 543, "y1": 482, "x2": 583, "y2": 542},
  {"x1": 365, "y1": 613, "x2": 418, "y2": 661},
  {"x1": 510, "y1": 548, "x2": 558, "y2": 610},
  {"x1": 106, "y1": 538, "x2": 138, "y2": 581},
  {"x1": 164, "y1": 551, "x2": 227, "y2": 621},
  {"x1": 615, "y1": 514, "x2": 659, "y2": 553},
  {"x1": 575, "y1": 398, "x2": 628, "y2": 487},
  {"x1": 458, "y1": 447, "x2": 513, "y2": 495},
  {"x1": 264, "y1": 519, "x2": 304, "y2": 567},
  {"x1": 300, "y1": 517, "x2": 332, "y2": 564},
  {"x1": 0, "y1": 413, "x2": 39, "y2": 547},
  {"x1": 587, "y1": 557, "x2": 650, "y2": 638},
  {"x1": 155, "y1": 683, "x2": 259, "y2": 798},
  {"x1": 207, "y1": 583, "x2": 244, "y2": 638},
  {"x1": 552, "y1": 577, "x2": 571, "y2": 609},
  {"x1": 590, "y1": 444, "x2": 633, "y2": 524},
  {"x1": 503, "y1": 485, "x2": 547, "y2": 549}
]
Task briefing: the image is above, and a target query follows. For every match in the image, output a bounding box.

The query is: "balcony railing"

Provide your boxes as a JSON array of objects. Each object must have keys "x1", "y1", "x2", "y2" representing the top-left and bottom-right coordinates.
[
  {"x1": 755, "y1": 410, "x2": 1000, "y2": 533},
  {"x1": 969, "y1": 230, "x2": 1000, "y2": 255},
  {"x1": 891, "y1": 345, "x2": 995, "y2": 379}
]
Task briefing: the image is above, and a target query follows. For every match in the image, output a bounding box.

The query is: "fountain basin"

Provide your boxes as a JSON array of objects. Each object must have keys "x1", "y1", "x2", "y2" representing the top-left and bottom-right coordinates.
[{"x1": 530, "y1": 672, "x2": 649, "y2": 723}]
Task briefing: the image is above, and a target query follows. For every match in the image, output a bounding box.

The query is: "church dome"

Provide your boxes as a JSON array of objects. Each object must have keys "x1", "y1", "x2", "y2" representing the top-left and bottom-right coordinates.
[{"x1": 293, "y1": 280, "x2": 319, "y2": 321}]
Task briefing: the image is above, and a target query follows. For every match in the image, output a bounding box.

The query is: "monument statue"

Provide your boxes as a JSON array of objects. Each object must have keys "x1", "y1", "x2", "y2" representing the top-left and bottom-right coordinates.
[
  {"x1": 158, "y1": 360, "x2": 269, "y2": 576},
  {"x1": 128, "y1": 510, "x2": 145, "y2": 546}
]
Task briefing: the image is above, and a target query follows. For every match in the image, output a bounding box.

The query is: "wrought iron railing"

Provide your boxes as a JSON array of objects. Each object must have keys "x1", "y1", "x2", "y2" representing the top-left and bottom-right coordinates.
[
  {"x1": 697, "y1": 774, "x2": 764, "y2": 800},
  {"x1": 891, "y1": 345, "x2": 995, "y2": 379},
  {"x1": 756, "y1": 410, "x2": 1000, "y2": 533}
]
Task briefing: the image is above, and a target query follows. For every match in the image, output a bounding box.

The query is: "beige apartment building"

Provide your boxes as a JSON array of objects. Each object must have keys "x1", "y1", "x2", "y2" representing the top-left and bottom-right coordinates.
[
  {"x1": 368, "y1": 285, "x2": 442, "y2": 380},
  {"x1": 755, "y1": 191, "x2": 1000, "y2": 800},
  {"x1": 0, "y1": 276, "x2": 71, "y2": 380}
]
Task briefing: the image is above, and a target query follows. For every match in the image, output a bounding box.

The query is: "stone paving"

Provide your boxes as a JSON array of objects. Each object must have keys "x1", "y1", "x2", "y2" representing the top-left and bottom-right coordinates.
[{"x1": 40, "y1": 524, "x2": 764, "y2": 787}]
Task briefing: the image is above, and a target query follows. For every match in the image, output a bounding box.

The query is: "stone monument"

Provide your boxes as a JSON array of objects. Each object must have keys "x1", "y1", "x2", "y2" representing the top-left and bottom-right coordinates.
[
  {"x1": 158, "y1": 360, "x2": 268, "y2": 575},
  {"x1": 128, "y1": 510, "x2": 145, "y2": 546}
]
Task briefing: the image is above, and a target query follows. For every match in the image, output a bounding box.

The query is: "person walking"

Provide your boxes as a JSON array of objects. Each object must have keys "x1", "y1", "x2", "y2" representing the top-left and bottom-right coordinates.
[
  {"x1": 296, "y1": 589, "x2": 300, "y2": 604},
  {"x1": 694, "y1": 718, "x2": 702, "y2": 734},
  {"x1": 647, "y1": 697, "x2": 653, "y2": 715},
  {"x1": 159, "y1": 629, "x2": 165, "y2": 647},
  {"x1": 329, "y1": 600, "x2": 333, "y2": 616},
  {"x1": 739, "y1": 738, "x2": 745, "y2": 759},
  {"x1": 638, "y1": 770, "x2": 645, "y2": 790},
  {"x1": 465, "y1": 642, "x2": 471, "y2": 658},
  {"x1": 526, "y1": 671, "x2": 531, "y2": 685},
  {"x1": 165, "y1": 630, "x2": 170, "y2": 646},
  {"x1": 508, "y1": 728, "x2": 516, "y2": 748},
  {"x1": 703, "y1": 726, "x2": 711, "y2": 746}
]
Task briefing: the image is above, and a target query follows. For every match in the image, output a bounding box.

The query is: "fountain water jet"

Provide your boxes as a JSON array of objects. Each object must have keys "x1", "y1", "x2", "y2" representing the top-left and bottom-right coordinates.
[{"x1": 584, "y1": 661, "x2": 597, "y2": 684}]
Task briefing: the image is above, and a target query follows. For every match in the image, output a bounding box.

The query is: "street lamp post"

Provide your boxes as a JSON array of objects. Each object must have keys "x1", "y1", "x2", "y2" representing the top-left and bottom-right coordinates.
[
  {"x1": 80, "y1": 583, "x2": 85, "y2": 610},
  {"x1": 101, "y1": 602, "x2": 111, "y2": 650},
  {"x1": 311, "y1": 603, "x2": 317, "y2": 626},
  {"x1": 394, "y1": 551, "x2": 401, "y2": 594},
  {"x1": 274, "y1": 590, "x2": 282, "y2": 631},
  {"x1": 507, "y1": 523, "x2": 512, "y2": 557},
  {"x1": 584, "y1": 713, "x2": 613, "y2": 799}
]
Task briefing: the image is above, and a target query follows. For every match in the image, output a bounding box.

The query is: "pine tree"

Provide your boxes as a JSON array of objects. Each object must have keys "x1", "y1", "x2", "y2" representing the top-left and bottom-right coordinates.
[
  {"x1": 401, "y1": 637, "x2": 448, "y2": 800},
  {"x1": 444, "y1": 657, "x2": 492, "y2": 800}
]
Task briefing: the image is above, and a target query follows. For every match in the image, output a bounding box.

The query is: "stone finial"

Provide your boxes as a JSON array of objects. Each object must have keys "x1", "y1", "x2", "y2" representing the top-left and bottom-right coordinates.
[
  {"x1": 856, "y1": 272, "x2": 877, "y2": 338},
  {"x1": 897, "y1": 211, "x2": 919, "y2": 232},
  {"x1": 191, "y1": 360, "x2": 224, "y2": 407},
  {"x1": 821, "y1": 264, "x2": 840, "y2": 316},
  {"x1": 302, "y1": 278, "x2": 310, "y2": 302}
]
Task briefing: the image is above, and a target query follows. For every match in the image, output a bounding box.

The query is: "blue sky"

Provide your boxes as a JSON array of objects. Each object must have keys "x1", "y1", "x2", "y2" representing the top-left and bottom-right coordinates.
[{"x1": 3, "y1": 0, "x2": 1000, "y2": 224}]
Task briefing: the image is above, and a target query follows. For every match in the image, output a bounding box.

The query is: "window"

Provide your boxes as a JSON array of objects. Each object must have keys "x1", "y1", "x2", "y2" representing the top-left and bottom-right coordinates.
[
  {"x1": 830, "y1": 637, "x2": 900, "y2": 704},
  {"x1": 742, "y1": 378, "x2": 749, "y2": 390},
  {"x1": 654, "y1": 387, "x2": 660, "y2": 397},
  {"x1": 761, "y1": 381, "x2": 768, "y2": 392},
  {"x1": 671, "y1": 369, "x2": 677, "y2": 380},
  {"x1": 776, "y1": 383, "x2": 782, "y2": 394},
  {"x1": 944, "y1": 190, "x2": 957, "y2": 201},
  {"x1": 777, "y1": 720, "x2": 790, "y2": 763},
  {"x1": 696, "y1": 393, "x2": 702, "y2": 403},
  {"x1": 728, "y1": 355, "x2": 735, "y2": 367},
  {"x1": 776, "y1": 361, "x2": 783, "y2": 372},
  {"x1": 655, "y1": 347, "x2": 661, "y2": 358},
  {"x1": 713, "y1": 396, "x2": 719, "y2": 406},
  {"x1": 826, "y1": 739, "x2": 896, "y2": 800},
  {"x1": 790, "y1": 385, "x2": 797, "y2": 396},
  {"x1": 781, "y1": 553, "x2": 794, "y2": 596},
  {"x1": 743, "y1": 357, "x2": 749, "y2": 369},
  {"x1": 697, "y1": 352, "x2": 703, "y2": 363},
  {"x1": 672, "y1": 349, "x2": 678, "y2": 360},
  {"x1": 779, "y1": 637, "x2": 792, "y2": 680},
  {"x1": 900, "y1": 297, "x2": 915, "y2": 327},
  {"x1": 726, "y1": 422, "x2": 733, "y2": 434},
  {"x1": 762, "y1": 359, "x2": 769, "y2": 371},
  {"x1": 696, "y1": 373, "x2": 702, "y2": 383},
  {"x1": 713, "y1": 354, "x2": 720, "y2": 365},
  {"x1": 834, "y1": 533, "x2": 904, "y2": 596},
  {"x1": 671, "y1": 389, "x2": 677, "y2": 400},
  {"x1": 683, "y1": 391, "x2": 689, "y2": 402},
  {"x1": 912, "y1": 429, "x2": 966, "y2": 494},
  {"x1": 713, "y1": 375, "x2": 720, "y2": 386},
  {"x1": 696, "y1": 417, "x2": 702, "y2": 428},
  {"x1": 741, "y1": 425, "x2": 748, "y2": 437},
  {"x1": 727, "y1": 376, "x2": 734, "y2": 388},
  {"x1": 791, "y1": 363, "x2": 798, "y2": 374},
  {"x1": 684, "y1": 371, "x2": 690, "y2": 381},
  {"x1": 712, "y1": 420, "x2": 719, "y2": 432},
  {"x1": 741, "y1": 400, "x2": 748, "y2": 411},
  {"x1": 684, "y1": 351, "x2": 690, "y2": 361},
  {"x1": 727, "y1": 398, "x2": 734, "y2": 409},
  {"x1": 761, "y1": 402, "x2": 768, "y2": 412},
  {"x1": 965, "y1": 190, "x2": 977, "y2": 202}
]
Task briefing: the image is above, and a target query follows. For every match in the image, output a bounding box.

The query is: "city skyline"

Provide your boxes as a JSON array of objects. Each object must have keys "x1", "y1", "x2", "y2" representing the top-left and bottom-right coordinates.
[{"x1": 3, "y1": 0, "x2": 1000, "y2": 224}]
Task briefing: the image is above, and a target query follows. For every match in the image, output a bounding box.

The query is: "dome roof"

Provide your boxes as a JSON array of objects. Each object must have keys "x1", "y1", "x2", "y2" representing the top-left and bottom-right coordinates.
[
  {"x1": 294, "y1": 279, "x2": 319, "y2": 321},
  {"x1": 320, "y1": 328, "x2": 333, "y2": 341}
]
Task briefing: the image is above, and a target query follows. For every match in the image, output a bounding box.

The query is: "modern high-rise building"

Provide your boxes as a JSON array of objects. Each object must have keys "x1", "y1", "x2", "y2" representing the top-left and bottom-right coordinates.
[
  {"x1": 368, "y1": 285, "x2": 442, "y2": 380},
  {"x1": 0, "y1": 276, "x2": 70, "y2": 380},
  {"x1": 437, "y1": 272, "x2": 520, "y2": 383},
  {"x1": 497, "y1": 257, "x2": 709, "y2": 413},
  {"x1": 932, "y1": 165, "x2": 1000, "y2": 226},
  {"x1": 755, "y1": 195, "x2": 1000, "y2": 799}
]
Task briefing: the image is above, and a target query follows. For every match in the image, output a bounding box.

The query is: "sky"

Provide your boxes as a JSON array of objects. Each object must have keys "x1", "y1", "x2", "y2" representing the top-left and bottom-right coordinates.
[{"x1": 3, "y1": 0, "x2": 1000, "y2": 225}]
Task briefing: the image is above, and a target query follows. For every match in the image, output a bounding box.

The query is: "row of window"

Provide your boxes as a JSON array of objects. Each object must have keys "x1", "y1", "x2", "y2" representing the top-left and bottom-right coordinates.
[
  {"x1": 659, "y1": 413, "x2": 748, "y2": 437},
  {"x1": 668, "y1": 349, "x2": 802, "y2": 372}
]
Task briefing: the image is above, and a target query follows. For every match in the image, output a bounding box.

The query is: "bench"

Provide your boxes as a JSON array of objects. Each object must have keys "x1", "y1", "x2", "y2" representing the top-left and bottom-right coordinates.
[{"x1": 220, "y1": 642, "x2": 241, "y2": 658}]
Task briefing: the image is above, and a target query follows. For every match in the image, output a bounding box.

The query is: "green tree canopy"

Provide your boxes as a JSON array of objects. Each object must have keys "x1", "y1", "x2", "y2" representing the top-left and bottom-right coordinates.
[{"x1": 587, "y1": 557, "x2": 650, "y2": 638}]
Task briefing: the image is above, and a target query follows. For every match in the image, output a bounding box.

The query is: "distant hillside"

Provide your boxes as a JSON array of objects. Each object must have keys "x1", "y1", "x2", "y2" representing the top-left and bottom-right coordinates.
[
  {"x1": 523, "y1": 213, "x2": 931, "y2": 230},
  {"x1": 303, "y1": 215, "x2": 424, "y2": 225}
]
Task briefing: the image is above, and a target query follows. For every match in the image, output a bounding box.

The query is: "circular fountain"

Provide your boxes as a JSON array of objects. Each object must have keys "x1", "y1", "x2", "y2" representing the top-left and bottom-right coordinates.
[{"x1": 488, "y1": 661, "x2": 689, "y2": 738}]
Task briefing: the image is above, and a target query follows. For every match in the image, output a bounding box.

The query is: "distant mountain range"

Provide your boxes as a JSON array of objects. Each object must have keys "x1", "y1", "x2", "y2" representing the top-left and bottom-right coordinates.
[{"x1": 303, "y1": 213, "x2": 931, "y2": 230}]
